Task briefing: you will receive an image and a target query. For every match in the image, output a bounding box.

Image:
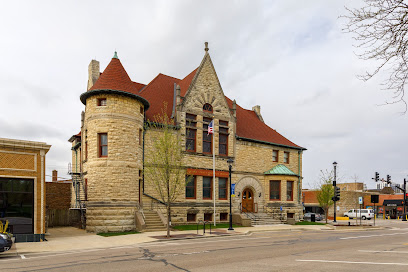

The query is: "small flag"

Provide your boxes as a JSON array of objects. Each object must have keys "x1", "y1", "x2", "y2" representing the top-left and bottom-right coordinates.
[{"x1": 208, "y1": 120, "x2": 214, "y2": 135}]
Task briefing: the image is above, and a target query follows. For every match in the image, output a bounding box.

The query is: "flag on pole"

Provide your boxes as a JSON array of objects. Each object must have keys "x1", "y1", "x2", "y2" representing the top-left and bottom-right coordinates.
[
  {"x1": 210, "y1": 119, "x2": 216, "y2": 226},
  {"x1": 208, "y1": 120, "x2": 214, "y2": 135}
]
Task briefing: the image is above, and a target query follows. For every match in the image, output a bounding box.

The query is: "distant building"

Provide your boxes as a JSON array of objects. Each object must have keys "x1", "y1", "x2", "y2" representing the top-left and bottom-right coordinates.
[
  {"x1": 376, "y1": 181, "x2": 403, "y2": 193},
  {"x1": 0, "y1": 138, "x2": 51, "y2": 242},
  {"x1": 337, "y1": 182, "x2": 364, "y2": 192}
]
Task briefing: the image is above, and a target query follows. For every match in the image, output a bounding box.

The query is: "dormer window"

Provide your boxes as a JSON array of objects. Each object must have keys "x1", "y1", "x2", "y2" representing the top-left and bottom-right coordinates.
[
  {"x1": 203, "y1": 103, "x2": 213, "y2": 113},
  {"x1": 97, "y1": 98, "x2": 107, "y2": 106}
]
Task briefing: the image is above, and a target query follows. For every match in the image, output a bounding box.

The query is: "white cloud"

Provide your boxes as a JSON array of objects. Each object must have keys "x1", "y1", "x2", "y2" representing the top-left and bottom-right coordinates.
[{"x1": 0, "y1": 0, "x2": 407, "y2": 188}]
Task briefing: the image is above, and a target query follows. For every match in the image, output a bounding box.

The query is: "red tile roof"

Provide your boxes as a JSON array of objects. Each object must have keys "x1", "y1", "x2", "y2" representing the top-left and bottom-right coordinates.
[
  {"x1": 133, "y1": 82, "x2": 146, "y2": 92},
  {"x1": 225, "y1": 97, "x2": 302, "y2": 148},
  {"x1": 138, "y1": 73, "x2": 180, "y2": 121},
  {"x1": 87, "y1": 57, "x2": 302, "y2": 149},
  {"x1": 89, "y1": 58, "x2": 139, "y2": 94},
  {"x1": 179, "y1": 68, "x2": 198, "y2": 96}
]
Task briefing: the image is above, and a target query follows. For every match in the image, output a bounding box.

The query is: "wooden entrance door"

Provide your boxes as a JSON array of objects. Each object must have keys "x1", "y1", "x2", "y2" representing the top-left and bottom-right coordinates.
[{"x1": 242, "y1": 188, "x2": 254, "y2": 212}]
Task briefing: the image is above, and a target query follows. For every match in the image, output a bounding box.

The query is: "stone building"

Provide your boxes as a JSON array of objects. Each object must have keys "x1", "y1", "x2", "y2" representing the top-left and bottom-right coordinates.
[
  {"x1": 0, "y1": 138, "x2": 51, "y2": 241},
  {"x1": 69, "y1": 44, "x2": 305, "y2": 233}
]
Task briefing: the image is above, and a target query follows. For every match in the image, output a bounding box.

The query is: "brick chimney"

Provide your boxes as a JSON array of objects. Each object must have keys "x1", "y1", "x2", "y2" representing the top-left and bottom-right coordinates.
[
  {"x1": 52, "y1": 170, "x2": 58, "y2": 182},
  {"x1": 87, "y1": 59, "x2": 100, "y2": 90},
  {"x1": 252, "y1": 105, "x2": 264, "y2": 123}
]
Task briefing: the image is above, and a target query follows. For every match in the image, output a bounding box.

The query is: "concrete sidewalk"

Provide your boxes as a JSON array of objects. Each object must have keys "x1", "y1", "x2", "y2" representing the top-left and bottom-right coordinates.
[{"x1": 6, "y1": 224, "x2": 333, "y2": 256}]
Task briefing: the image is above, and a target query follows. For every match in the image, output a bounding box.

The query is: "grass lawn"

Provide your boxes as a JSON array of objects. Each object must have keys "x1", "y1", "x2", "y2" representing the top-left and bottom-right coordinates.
[
  {"x1": 173, "y1": 223, "x2": 242, "y2": 231},
  {"x1": 295, "y1": 221, "x2": 326, "y2": 225},
  {"x1": 97, "y1": 231, "x2": 140, "y2": 237}
]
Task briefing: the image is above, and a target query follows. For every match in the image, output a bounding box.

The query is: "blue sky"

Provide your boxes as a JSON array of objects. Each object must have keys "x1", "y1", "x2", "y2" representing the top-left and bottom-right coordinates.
[{"x1": 0, "y1": 0, "x2": 407, "y2": 188}]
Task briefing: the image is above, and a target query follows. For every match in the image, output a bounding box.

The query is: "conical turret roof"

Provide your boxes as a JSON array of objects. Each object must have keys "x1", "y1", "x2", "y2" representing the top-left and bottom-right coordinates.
[{"x1": 89, "y1": 53, "x2": 138, "y2": 94}]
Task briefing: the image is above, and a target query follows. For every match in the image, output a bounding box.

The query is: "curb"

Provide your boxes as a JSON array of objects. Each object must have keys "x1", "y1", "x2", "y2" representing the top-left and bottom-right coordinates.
[{"x1": 150, "y1": 232, "x2": 247, "y2": 242}]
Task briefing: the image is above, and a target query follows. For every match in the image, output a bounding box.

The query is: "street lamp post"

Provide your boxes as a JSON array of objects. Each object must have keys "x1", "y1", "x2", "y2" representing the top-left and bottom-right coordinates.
[
  {"x1": 333, "y1": 161, "x2": 338, "y2": 223},
  {"x1": 403, "y1": 178, "x2": 407, "y2": 221},
  {"x1": 227, "y1": 158, "x2": 234, "y2": 231}
]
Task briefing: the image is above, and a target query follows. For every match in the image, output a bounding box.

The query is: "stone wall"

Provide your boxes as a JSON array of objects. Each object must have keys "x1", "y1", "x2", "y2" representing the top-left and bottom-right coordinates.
[{"x1": 83, "y1": 93, "x2": 144, "y2": 232}]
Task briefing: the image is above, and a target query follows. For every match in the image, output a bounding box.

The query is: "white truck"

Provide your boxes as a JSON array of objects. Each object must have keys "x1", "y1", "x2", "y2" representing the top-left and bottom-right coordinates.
[{"x1": 344, "y1": 209, "x2": 374, "y2": 220}]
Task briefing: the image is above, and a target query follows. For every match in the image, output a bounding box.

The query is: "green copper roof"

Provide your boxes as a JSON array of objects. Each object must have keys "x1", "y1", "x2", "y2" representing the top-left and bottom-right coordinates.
[
  {"x1": 113, "y1": 51, "x2": 118, "y2": 59},
  {"x1": 264, "y1": 164, "x2": 298, "y2": 176}
]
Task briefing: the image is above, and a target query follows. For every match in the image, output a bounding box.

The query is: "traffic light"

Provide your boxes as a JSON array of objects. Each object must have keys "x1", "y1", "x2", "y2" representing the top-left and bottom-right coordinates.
[
  {"x1": 386, "y1": 175, "x2": 391, "y2": 184},
  {"x1": 332, "y1": 186, "x2": 340, "y2": 202},
  {"x1": 374, "y1": 172, "x2": 379, "y2": 182},
  {"x1": 335, "y1": 186, "x2": 340, "y2": 201}
]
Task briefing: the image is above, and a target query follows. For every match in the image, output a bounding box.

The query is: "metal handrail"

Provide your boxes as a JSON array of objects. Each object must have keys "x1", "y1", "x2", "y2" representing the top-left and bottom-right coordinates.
[
  {"x1": 261, "y1": 205, "x2": 286, "y2": 221},
  {"x1": 239, "y1": 203, "x2": 257, "y2": 221}
]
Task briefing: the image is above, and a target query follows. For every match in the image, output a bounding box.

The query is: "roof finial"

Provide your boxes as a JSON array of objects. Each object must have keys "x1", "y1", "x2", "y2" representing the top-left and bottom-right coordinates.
[
  {"x1": 204, "y1": 42, "x2": 209, "y2": 52},
  {"x1": 113, "y1": 51, "x2": 119, "y2": 59}
]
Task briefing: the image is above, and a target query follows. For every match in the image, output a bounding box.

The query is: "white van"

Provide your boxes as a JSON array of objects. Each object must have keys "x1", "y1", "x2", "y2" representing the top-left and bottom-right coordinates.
[{"x1": 344, "y1": 209, "x2": 374, "y2": 220}]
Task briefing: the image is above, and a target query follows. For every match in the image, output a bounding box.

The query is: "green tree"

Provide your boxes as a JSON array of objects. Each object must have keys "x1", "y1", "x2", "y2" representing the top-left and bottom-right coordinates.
[
  {"x1": 343, "y1": 0, "x2": 408, "y2": 110},
  {"x1": 317, "y1": 170, "x2": 334, "y2": 224},
  {"x1": 144, "y1": 103, "x2": 190, "y2": 238}
]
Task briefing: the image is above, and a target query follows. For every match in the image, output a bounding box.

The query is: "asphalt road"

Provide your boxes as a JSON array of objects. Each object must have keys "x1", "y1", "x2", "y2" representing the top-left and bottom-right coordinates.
[{"x1": 2, "y1": 222, "x2": 408, "y2": 271}]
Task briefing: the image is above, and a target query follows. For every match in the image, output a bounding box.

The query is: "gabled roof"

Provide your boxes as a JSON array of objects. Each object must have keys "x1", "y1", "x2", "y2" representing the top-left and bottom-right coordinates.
[
  {"x1": 80, "y1": 53, "x2": 304, "y2": 150},
  {"x1": 89, "y1": 57, "x2": 139, "y2": 94},
  {"x1": 179, "y1": 68, "x2": 198, "y2": 97},
  {"x1": 138, "y1": 73, "x2": 180, "y2": 121},
  {"x1": 225, "y1": 98, "x2": 302, "y2": 149},
  {"x1": 264, "y1": 164, "x2": 298, "y2": 176}
]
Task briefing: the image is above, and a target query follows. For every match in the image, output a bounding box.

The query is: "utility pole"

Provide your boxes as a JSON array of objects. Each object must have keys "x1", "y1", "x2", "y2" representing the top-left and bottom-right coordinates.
[
  {"x1": 374, "y1": 173, "x2": 407, "y2": 221},
  {"x1": 395, "y1": 178, "x2": 407, "y2": 221},
  {"x1": 332, "y1": 162, "x2": 338, "y2": 223}
]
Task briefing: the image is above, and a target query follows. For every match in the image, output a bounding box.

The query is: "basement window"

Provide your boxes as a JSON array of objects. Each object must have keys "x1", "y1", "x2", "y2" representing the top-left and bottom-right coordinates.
[
  {"x1": 187, "y1": 213, "x2": 196, "y2": 222},
  {"x1": 204, "y1": 213, "x2": 212, "y2": 222}
]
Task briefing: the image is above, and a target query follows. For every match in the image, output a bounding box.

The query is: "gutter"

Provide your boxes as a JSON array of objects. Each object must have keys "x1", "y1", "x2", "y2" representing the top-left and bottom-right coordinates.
[
  {"x1": 235, "y1": 136, "x2": 306, "y2": 151},
  {"x1": 71, "y1": 142, "x2": 81, "y2": 151}
]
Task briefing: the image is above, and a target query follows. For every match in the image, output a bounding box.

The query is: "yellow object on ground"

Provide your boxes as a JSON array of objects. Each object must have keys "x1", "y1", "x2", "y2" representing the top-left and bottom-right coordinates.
[{"x1": 335, "y1": 217, "x2": 349, "y2": 221}]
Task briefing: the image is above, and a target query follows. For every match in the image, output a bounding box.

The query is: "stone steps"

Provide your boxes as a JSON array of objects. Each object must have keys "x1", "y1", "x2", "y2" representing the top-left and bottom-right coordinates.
[
  {"x1": 248, "y1": 213, "x2": 284, "y2": 225},
  {"x1": 144, "y1": 211, "x2": 166, "y2": 232}
]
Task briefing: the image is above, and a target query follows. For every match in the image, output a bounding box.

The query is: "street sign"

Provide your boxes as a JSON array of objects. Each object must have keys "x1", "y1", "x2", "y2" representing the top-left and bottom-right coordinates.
[
  {"x1": 280, "y1": 206, "x2": 283, "y2": 211},
  {"x1": 359, "y1": 197, "x2": 363, "y2": 204},
  {"x1": 231, "y1": 184, "x2": 235, "y2": 197},
  {"x1": 337, "y1": 206, "x2": 340, "y2": 211}
]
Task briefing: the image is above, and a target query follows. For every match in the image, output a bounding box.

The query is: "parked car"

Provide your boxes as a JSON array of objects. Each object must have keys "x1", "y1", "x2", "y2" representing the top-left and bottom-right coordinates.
[
  {"x1": 304, "y1": 212, "x2": 323, "y2": 221},
  {"x1": 0, "y1": 233, "x2": 13, "y2": 252},
  {"x1": 344, "y1": 209, "x2": 374, "y2": 220}
]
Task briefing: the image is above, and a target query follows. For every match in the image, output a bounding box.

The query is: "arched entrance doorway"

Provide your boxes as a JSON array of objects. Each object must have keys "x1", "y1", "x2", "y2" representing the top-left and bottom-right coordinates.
[{"x1": 242, "y1": 188, "x2": 254, "y2": 213}]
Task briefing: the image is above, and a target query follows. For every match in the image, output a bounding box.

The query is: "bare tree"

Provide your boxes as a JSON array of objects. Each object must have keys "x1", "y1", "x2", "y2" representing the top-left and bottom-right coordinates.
[
  {"x1": 343, "y1": 0, "x2": 408, "y2": 111},
  {"x1": 316, "y1": 170, "x2": 334, "y2": 223},
  {"x1": 144, "y1": 103, "x2": 190, "y2": 238}
]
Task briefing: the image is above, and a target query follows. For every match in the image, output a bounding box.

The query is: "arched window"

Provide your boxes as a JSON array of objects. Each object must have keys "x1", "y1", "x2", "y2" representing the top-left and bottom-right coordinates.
[{"x1": 203, "y1": 103, "x2": 213, "y2": 113}]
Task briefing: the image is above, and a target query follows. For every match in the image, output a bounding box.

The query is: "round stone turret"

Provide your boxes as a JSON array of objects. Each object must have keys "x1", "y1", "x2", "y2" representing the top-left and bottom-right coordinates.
[{"x1": 80, "y1": 54, "x2": 149, "y2": 233}]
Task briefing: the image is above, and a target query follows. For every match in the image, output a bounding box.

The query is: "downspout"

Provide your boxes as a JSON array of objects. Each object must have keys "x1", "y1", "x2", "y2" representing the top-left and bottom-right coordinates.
[
  {"x1": 298, "y1": 150, "x2": 302, "y2": 206},
  {"x1": 143, "y1": 113, "x2": 146, "y2": 193}
]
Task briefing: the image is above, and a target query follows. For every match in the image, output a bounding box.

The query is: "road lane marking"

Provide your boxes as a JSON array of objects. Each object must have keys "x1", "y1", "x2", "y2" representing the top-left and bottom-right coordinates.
[
  {"x1": 340, "y1": 232, "x2": 408, "y2": 240},
  {"x1": 359, "y1": 250, "x2": 408, "y2": 254},
  {"x1": 109, "y1": 246, "x2": 134, "y2": 249},
  {"x1": 19, "y1": 248, "x2": 107, "y2": 260},
  {"x1": 296, "y1": 259, "x2": 408, "y2": 266}
]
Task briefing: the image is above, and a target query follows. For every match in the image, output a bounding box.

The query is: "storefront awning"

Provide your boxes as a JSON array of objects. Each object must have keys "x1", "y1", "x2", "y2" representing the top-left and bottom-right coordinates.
[{"x1": 383, "y1": 199, "x2": 404, "y2": 206}]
